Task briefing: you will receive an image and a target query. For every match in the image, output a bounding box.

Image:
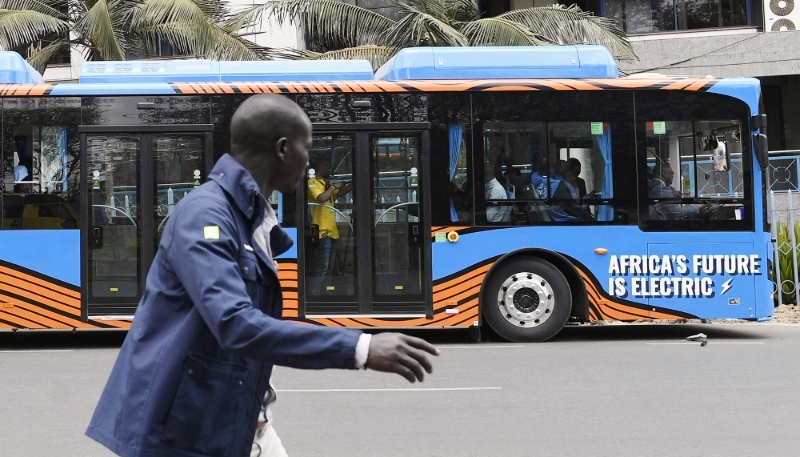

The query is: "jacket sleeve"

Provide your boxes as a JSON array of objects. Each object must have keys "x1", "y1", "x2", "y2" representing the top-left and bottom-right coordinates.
[{"x1": 164, "y1": 195, "x2": 362, "y2": 369}]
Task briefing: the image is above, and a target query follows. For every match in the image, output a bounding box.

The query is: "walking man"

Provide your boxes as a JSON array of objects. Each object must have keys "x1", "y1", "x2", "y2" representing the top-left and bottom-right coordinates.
[{"x1": 86, "y1": 94, "x2": 439, "y2": 457}]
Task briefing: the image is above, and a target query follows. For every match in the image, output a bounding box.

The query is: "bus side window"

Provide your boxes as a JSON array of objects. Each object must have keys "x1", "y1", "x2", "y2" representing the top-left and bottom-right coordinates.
[
  {"x1": 642, "y1": 119, "x2": 748, "y2": 228},
  {"x1": 1, "y1": 98, "x2": 81, "y2": 230},
  {"x1": 479, "y1": 120, "x2": 615, "y2": 225}
]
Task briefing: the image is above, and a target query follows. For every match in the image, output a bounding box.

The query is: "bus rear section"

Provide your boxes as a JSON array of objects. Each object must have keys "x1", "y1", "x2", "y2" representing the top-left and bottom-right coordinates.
[{"x1": 427, "y1": 77, "x2": 772, "y2": 341}]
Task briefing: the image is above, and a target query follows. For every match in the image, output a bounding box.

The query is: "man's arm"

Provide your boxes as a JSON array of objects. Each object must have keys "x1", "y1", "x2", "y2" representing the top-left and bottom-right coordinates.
[
  {"x1": 167, "y1": 196, "x2": 361, "y2": 369},
  {"x1": 337, "y1": 181, "x2": 352, "y2": 196},
  {"x1": 166, "y1": 196, "x2": 438, "y2": 380}
]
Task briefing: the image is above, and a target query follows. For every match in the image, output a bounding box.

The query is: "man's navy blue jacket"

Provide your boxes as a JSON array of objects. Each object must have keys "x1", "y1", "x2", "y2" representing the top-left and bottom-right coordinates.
[{"x1": 86, "y1": 154, "x2": 362, "y2": 457}]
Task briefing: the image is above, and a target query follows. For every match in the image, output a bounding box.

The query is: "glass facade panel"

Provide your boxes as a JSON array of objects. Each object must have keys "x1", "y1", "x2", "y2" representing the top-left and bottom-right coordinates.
[{"x1": 605, "y1": 0, "x2": 749, "y2": 33}]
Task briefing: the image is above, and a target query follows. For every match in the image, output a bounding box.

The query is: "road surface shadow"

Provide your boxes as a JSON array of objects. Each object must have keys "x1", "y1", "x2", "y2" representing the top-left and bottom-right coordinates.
[
  {"x1": 551, "y1": 322, "x2": 766, "y2": 342},
  {"x1": 0, "y1": 322, "x2": 774, "y2": 349},
  {"x1": 0, "y1": 330, "x2": 127, "y2": 349}
]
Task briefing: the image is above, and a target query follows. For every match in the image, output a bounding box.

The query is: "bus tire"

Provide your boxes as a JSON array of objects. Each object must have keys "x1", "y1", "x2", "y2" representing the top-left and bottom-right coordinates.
[{"x1": 483, "y1": 257, "x2": 572, "y2": 342}]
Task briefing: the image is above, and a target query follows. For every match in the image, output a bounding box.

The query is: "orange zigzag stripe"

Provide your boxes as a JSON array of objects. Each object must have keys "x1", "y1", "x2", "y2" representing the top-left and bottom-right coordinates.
[
  {"x1": 0, "y1": 263, "x2": 132, "y2": 330},
  {"x1": 277, "y1": 261, "x2": 489, "y2": 328},
  {"x1": 169, "y1": 77, "x2": 718, "y2": 95},
  {"x1": 578, "y1": 269, "x2": 687, "y2": 321}
]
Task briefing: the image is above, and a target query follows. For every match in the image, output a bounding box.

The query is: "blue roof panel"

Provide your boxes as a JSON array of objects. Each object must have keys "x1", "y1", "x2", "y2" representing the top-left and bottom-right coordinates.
[
  {"x1": 80, "y1": 59, "x2": 374, "y2": 83},
  {"x1": 218, "y1": 60, "x2": 374, "y2": 82},
  {"x1": 707, "y1": 78, "x2": 761, "y2": 120},
  {"x1": 0, "y1": 51, "x2": 44, "y2": 84},
  {"x1": 375, "y1": 46, "x2": 618, "y2": 80}
]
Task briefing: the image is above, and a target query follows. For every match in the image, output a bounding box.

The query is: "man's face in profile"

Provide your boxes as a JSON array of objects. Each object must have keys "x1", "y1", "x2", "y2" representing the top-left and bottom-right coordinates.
[
  {"x1": 275, "y1": 121, "x2": 312, "y2": 193},
  {"x1": 661, "y1": 166, "x2": 675, "y2": 186}
]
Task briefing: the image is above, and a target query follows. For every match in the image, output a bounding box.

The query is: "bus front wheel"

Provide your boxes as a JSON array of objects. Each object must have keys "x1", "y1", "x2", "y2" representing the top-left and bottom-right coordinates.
[{"x1": 483, "y1": 257, "x2": 572, "y2": 342}]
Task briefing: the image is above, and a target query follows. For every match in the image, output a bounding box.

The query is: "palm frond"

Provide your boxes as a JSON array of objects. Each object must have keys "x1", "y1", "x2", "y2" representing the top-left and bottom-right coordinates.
[
  {"x1": 230, "y1": 0, "x2": 395, "y2": 51},
  {"x1": 460, "y1": 17, "x2": 550, "y2": 46},
  {"x1": 0, "y1": 0, "x2": 66, "y2": 18},
  {"x1": 498, "y1": 5, "x2": 637, "y2": 61},
  {"x1": 138, "y1": 21, "x2": 278, "y2": 60},
  {"x1": 188, "y1": 0, "x2": 230, "y2": 22},
  {"x1": 127, "y1": 0, "x2": 214, "y2": 49},
  {"x1": 205, "y1": 25, "x2": 278, "y2": 60},
  {"x1": 386, "y1": 1, "x2": 468, "y2": 47},
  {"x1": 0, "y1": 9, "x2": 68, "y2": 50},
  {"x1": 283, "y1": 44, "x2": 397, "y2": 70},
  {"x1": 73, "y1": 0, "x2": 126, "y2": 60},
  {"x1": 219, "y1": 3, "x2": 263, "y2": 33},
  {"x1": 26, "y1": 38, "x2": 68, "y2": 72},
  {"x1": 400, "y1": 0, "x2": 448, "y2": 21},
  {"x1": 450, "y1": 0, "x2": 478, "y2": 22}
]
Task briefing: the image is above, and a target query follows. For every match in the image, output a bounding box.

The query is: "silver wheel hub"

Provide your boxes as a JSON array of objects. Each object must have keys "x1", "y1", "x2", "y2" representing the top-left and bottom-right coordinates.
[{"x1": 496, "y1": 271, "x2": 555, "y2": 328}]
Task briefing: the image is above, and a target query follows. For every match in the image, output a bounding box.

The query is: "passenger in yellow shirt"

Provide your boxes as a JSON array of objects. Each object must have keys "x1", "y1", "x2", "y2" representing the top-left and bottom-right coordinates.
[{"x1": 308, "y1": 158, "x2": 351, "y2": 295}]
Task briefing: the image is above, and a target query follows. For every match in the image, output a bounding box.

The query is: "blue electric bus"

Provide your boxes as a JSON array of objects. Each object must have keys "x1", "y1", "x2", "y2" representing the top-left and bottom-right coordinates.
[{"x1": 0, "y1": 46, "x2": 771, "y2": 341}]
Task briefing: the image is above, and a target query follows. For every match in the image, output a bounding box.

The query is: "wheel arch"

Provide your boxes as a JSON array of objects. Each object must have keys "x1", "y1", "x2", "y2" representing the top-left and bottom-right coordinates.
[{"x1": 480, "y1": 248, "x2": 589, "y2": 323}]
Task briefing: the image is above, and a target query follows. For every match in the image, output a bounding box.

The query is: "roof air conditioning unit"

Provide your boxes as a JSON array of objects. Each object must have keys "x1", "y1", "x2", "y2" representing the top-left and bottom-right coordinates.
[{"x1": 765, "y1": 0, "x2": 798, "y2": 31}]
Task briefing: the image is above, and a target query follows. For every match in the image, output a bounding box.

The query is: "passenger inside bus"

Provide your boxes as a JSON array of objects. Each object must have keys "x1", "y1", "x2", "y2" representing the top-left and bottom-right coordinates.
[
  {"x1": 307, "y1": 157, "x2": 352, "y2": 295},
  {"x1": 567, "y1": 157, "x2": 588, "y2": 199},
  {"x1": 484, "y1": 162, "x2": 509, "y2": 222},
  {"x1": 531, "y1": 157, "x2": 594, "y2": 222},
  {"x1": 493, "y1": 148, "x2": 527, "y2": 193},
  {"x1": 648, "y1": 162, "x2": 704, "y2": 220}
]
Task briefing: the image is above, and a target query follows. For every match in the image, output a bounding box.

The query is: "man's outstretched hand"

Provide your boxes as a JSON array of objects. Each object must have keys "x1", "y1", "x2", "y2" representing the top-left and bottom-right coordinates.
[{"x1": 366, "y1": 333, "x2": 440, "y2": 383}]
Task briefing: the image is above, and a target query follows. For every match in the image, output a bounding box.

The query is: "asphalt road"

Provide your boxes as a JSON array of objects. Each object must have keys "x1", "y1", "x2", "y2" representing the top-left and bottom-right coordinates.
[{"x1": 2, "y1": 323, "x2": 800, "y2": 457}]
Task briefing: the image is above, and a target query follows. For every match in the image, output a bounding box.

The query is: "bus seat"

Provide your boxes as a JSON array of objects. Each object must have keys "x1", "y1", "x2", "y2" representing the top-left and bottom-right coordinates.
[
  {"x1": 520, "y1": 185, "x2": 551, "y2": 222},
  {"x1": 526, "y1": 203, "x2": 551, "y2": 222}
]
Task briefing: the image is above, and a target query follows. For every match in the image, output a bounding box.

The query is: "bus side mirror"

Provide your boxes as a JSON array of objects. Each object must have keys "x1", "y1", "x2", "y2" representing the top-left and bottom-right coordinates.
[{"x1": 754, "y1": 133, "x2": 768, "y2": 170}]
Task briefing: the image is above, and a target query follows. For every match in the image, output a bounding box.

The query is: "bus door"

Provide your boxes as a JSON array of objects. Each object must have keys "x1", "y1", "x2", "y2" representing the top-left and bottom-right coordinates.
[
  {"x1": 79, "y1": 126, "x2": 213, "y2": 317},
  {"x1": 301, "y1": 125, "x2": 432, "y2": 318}
]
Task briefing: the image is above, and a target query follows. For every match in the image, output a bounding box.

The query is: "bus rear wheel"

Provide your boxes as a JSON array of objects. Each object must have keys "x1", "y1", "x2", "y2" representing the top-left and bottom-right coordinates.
[{"x1": 483, "y1": 257, "x2": 572, "y2": 342}]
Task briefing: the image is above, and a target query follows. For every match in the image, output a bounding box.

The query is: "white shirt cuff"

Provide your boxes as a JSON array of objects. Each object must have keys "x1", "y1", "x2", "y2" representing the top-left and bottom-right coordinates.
[{"x1": 354, "y1": 333, "x2": 372, "y2": 369}]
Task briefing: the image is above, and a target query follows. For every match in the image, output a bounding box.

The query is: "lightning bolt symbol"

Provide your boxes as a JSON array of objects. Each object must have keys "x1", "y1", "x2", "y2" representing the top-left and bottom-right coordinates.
[{"x1": 721, "y1": 278, "x2": 733, "y2": 295}]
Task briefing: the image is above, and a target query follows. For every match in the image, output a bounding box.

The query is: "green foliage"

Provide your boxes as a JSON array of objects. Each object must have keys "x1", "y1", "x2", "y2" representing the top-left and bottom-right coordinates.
[
  {"x1": 0, "y1": 0, "x2": 278, "y2": 73},
  {"x1": 248, "y1": 0, "x2": 637, "y2": 70},
  {"x1": 775, "y1": 220, "x2": 800, "y2": 304}
]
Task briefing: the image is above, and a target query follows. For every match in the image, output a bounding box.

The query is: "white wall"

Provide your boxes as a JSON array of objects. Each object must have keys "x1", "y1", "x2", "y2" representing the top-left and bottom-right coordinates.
[{"x1": 228, "y1": 0, "x2": 301, "y2": 50}]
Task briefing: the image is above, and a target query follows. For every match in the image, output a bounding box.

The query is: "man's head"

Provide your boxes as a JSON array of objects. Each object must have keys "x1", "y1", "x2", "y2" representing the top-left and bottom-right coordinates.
[
  {"x1": 653, "y1": 163, "x2": 675, "y2": 186},
  {"x1": 484, "y1": 162, "x2": 496, "y2": 181},
  {"x1": 312, "y1": 157, "x2": 332, "y2": 179},
  {"x1": 229, "y1": 94, "x2": 312, "y2": 194},
  {"x1": 568, "y1": 158, "x2": 581, "y2": 177},
  {"x1": 537, "y1": 157, "x2": 550, "y2": 175}
]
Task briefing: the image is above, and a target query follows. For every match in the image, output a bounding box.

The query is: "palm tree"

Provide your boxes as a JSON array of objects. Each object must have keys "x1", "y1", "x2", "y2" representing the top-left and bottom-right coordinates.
[
  {"x1": 0, "y1": 0, "x2": 277, "y2": 73},
  {"x1": 235, "y1": 0, "x2": 637, "y2": 70}
]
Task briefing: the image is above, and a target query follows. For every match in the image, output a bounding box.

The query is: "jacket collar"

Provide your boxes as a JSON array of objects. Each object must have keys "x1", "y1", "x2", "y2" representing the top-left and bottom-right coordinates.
[
  {"x1": 209, "y1": 154, "x2": 264, "y2": 222},
  {"x1": 209, "y1": 154, "x2": 295, "y2": 260}
]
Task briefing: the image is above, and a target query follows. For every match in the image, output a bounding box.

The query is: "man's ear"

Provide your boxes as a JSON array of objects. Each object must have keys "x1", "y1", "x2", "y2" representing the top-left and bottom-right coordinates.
[{"x1": 275, "y1": 137, "x2": 288, "y2": 162}]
